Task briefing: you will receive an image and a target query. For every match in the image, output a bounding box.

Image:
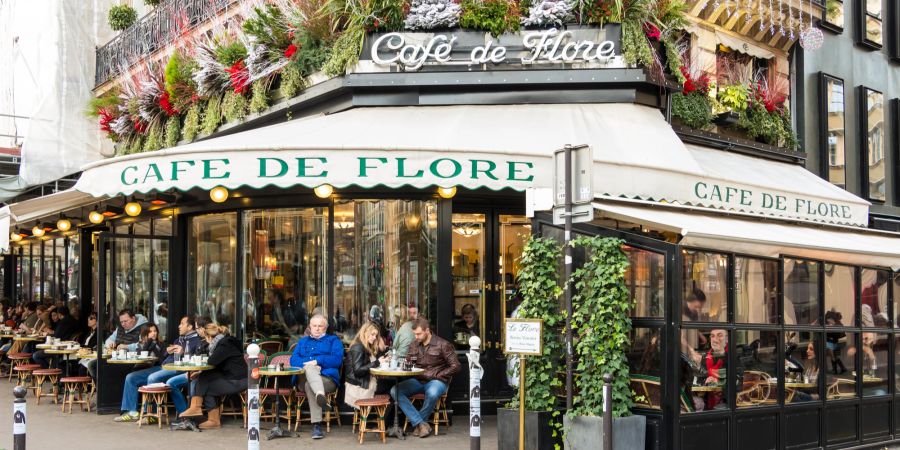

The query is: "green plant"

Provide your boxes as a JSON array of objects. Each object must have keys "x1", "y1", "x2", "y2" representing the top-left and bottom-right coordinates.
[
  {"x1": 280, "y1": 63, "x2": 306, "y2": 98},
  {"x1": 222, "y1": 90, "x2": 248, "y2": 123},
  {"x1": 249, "y1": 80, "x2": 270, "y2": 114},
  {"x1": 459, "y1": 0, "x2": 520, "y2": 37},
  {"x1": 322, "y1": 26, "x2": 365, "y2": 76},
  {"x1": 507, "y1": 236, "x2": 564, "y2": 413},
  {"x1": 661, "y1": 35, "x2": 685, "y2": 84},
  {"x1": 164, "y1": 50, "x2": 199, "y2": 112},
  {"x1": 108, "y1": 5, "x2": 138, "y2": 31},
  {"x1": 215, "y1": 41, "x2": 248, "y2": 67},
  {"x1": 243, "y1": 4, "x2": 293, "y2": 51},
  {"x1": 569, "y1": 236, "x2": 632, "y2": 418},
  {"x1": 201, "y1": 95, "x2": 223, "y2": 135},
  {"x1": 144, "y1": 0, "x2": 162, "y2": 6},
  {"x1": 164, "y1": 115, "x2": 181, "y2": 147},
  {"x1": 294, "y1": 30, "x2": 333, "y2": 77},
  {"x1": 738, "y1": 103, "x2": 782, "y2": 144},
  {"x1": 86, "y1": 89, "x2": 121, "y2": 117},
  {"x1": 143, "y1": 123, "x2": 164, "y2": 152},
  {"x1": 717, "y1": 84, "x2": 749, "y2": 113},
  {"x1": 621, "y1": 20, "x2": 653, "y2": 67},
  {"x1": 182, "y1": 102, "x2": 202, "y2": 142},
  {"x1": 672, "y1": 92, "x2": 712, "y2": 129}
]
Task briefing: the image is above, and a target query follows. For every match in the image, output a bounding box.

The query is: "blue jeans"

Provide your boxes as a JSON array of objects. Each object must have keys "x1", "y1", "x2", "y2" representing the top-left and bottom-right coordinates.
[
  {"x1": 121, "y1": 366, "x2": 162, "y2": 413},
  {"x1": 166, "y1": 373, "x2": 190, "y2": 414},
  {"x1": 391, "y1": 379, "x2": 447, "y2": 427}
]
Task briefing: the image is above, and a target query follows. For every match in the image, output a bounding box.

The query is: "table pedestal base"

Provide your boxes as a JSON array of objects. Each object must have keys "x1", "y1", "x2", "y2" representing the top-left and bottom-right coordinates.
[
  {"x1": 388, "y1": 425, "x2": 406, "y2": 440},
  {"x1": 267, "y1": 425, "x2": 295, "y2": 440}
]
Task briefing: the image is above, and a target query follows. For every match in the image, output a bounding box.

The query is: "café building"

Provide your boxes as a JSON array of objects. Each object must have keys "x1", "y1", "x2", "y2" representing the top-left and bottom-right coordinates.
[{"x1": 2, "y1": 27, "x2": 900, "y2": 450}]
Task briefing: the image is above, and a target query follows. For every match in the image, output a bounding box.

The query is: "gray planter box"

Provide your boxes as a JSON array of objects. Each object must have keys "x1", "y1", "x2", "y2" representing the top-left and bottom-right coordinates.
[
  {"x1": 563, "y1": 414, "x2": 647, "y2": 450},
  {"x1": 497, "y1": 407, "x2": 562, "y2": 450}
]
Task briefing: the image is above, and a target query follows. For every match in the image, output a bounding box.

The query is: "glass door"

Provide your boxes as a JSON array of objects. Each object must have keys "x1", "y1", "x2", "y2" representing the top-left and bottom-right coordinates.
[
  {"x1": 96, "y1": 234, "x2": 171, "y2": 412},
  {"x1": 451, "y1": 213, "x2": 487, "y2": 350}
]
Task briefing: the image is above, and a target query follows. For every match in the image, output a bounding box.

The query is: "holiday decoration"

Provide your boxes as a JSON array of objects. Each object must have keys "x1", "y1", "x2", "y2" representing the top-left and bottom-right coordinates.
[{"x1": 404, "y1": 0, "x2": 461, "y2": 29}]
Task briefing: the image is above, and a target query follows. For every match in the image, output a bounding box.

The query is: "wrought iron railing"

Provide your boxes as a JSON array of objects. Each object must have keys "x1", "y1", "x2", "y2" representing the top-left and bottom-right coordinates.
[{"x1": 94, "y1": 0, "x2": 239, "y2": 87}]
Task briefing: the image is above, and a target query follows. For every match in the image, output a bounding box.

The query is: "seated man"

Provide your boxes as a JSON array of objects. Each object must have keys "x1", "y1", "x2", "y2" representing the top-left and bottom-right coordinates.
[
  {"x1": 87, "y1": 309, "x2": 149, "y2": 381},
  {"x1": 115, "y1": 315, "x2": 202, "y2": 422},
  {"x1": 290, "y1": 314, "x2": 343, "y2": 440},
  {"x1": 392, "y1": 317, "x2": 461, "y2": 438},
  {"x1": 32, "y1": 306, "x2": 80, "y2": 368}
]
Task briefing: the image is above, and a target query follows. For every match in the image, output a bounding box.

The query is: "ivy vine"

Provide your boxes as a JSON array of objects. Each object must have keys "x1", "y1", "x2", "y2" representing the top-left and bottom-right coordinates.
[{"x1": 569, "y1": 236, "x2": 633, "y2": 418}]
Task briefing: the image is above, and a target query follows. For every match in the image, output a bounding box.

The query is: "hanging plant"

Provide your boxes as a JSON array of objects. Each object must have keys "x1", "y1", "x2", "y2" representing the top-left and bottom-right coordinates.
[
  {"x1": 108, "y1": 5, "x2": 138, "y2": 31},
  {"x1": 249, "y1": 79, "x2": 271, "y2": 114},
  {"x1": 181, "y1": 102, "x2": 202, "y2": 142},
  {"x1": 143, "y1": 123, "x2": 164, "y2": 152},
  {"x1": 459, "y1": 0, "x2": 521, "y2": 37},
  {"x1": 323, "y1": 26, "x2": 365, "y2": 76},
  {"x1": 280, "y1": 63, "x2": 305, "y2": 98},
  {"x1": 164, "y1": 50, "x2": 199, "y2": 112},
  {"x1": 222, "y1": 90, "x2": 248, "y2": 123},
  {"x1": 201, "y1": 95, "x2": 223, "y2": 135},
  {"x1": 569, "y1": 236, "x2": 632, "y2": 418},
  {"x1": 621, "y1": 20, "x2": 653, "y2": 67},
  {"x1": 164, "y1": 115, "x2": 181, "y2": 147}
]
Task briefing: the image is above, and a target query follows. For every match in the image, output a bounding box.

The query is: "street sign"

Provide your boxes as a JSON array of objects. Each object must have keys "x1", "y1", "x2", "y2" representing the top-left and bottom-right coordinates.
[
  {"x1": 504, "y1": 318, "x2": 543, "y2": 356},
  {"x1": 554, "y1": 145, "x2": 593, "y2": 207},
  {"x1": 552, "y1": 204, "x2": 594, "y2": 225}
]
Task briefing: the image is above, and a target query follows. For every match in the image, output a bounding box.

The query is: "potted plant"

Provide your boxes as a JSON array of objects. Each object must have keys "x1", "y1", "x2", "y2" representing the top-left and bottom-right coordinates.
[
  {"x1": 108, "y1": 4, "x2": 138, "y2": 31},
  {"x1": 714, "y1": 83, "x2": 748, "y2": 126},
  {"x1": 563, "y1": 236, "x2": 645, "y2": 450},
  {"x1": 671, "y1": 66, "x2": 712, "y2": 129},
  {"x1": 498, "y1": 236, "x2": 564, "y2": 450}
]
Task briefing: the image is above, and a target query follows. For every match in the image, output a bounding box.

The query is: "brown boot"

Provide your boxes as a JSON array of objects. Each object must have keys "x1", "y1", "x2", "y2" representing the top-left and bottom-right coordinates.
[
  {"x1": 179, "y1": 396, "x2": 204, "y2": 418},
  {"x1": 198, "y1": 408, "x2": 221, "y2": 429},
  {"x1": 417, "y1": 422, "x2": 432, "y2": 438}
]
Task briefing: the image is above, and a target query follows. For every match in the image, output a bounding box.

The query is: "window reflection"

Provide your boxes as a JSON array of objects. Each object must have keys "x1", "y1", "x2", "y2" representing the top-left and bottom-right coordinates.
[
  {"x1": 784, "y1": 259, "x2": 820, "y2": 325},
  {"x1": 865, "y1": 89, "x2": 885, "y2": 201},
  {"x1": 785, "y1": 331, "x2": 821, "y2": 403},
  {"x1": 865, "y1": 0, "x2": 882, "y2": 44},
  {"x1": 682, "y1": 251, "x2": 727, "y2": 322},
  {"x1": 735, "y1": 330, "x2": 778, "y2": 408},
  {"x1": 825, "y1": 332, "x2": 857, "y2": 399},
  {"x1": 825, "y1": 0, "x2": 844, "y2": 27},
  {"x1": 625, "y1": 246, "x2": 664, "y2": 318},
  {"x1": 66, "y1": 235, "x2": 80, "y2": 318},
  {"x1": 333, "y1": 200, "x2": 437, "y2": 347},
  {"x1": 825, "y1": 264, "x2": 855, "y2": 326},
  {"x1": 629, "y1": 328, "x2": 665, "y2": 409},
  {"x1": 243, "y1": 208, "x2": 326, "y2": 345},
  {"x1": 824, "y1": 75, "x2": 846, "y2": 188},
  {"x1": 681, "y1": 328, "x2": 729, "y2": 412},
  {"x1": 188, "y1": 213, "x2": 236, "y2": 331},
  {"x1": 860, "y1": 332, "x2": 888, "y2": 396},
  {"x1": 860, "y1": 268, "x2": 890, "y2": 327},
  {"x1": 735, "y1": 258, "x2": 778, "y2": 324},
  {"x1": 894, "y1": 273, "x2": 900, "y2": 328}
]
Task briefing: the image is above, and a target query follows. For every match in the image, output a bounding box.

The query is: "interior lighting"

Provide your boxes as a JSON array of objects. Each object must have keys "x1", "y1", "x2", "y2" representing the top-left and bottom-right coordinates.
[
  {"x1": 89, "y1": 209, "x2": 105, "y2": 224},
  {"x1": 437, "y1": 186, "x2": 457, "y2": 199},
  {"x1": 124, "y1": 198, "x2": 142, "y2": 217},
  {"x1": 101, "y1": 205, "x2": 123, "y2": 217},
  {"x1": 10, "y1": 232, "x2": 21, "y2": 242},
  {"x1": 210, "y1": 186, "x2": 229, "y2": 203},
  {"x1": 148, "y1": 192, "x2": 176, "y2": 205},
  {"x1": 56, "y1": 217, "x2": 72, "y2": 232},
  {"x1": 32, "y1": 225, "x2": 45, "y2": 237},
  {"x1": 314, "y1": 184, "x2": 334, "y2": 198}
]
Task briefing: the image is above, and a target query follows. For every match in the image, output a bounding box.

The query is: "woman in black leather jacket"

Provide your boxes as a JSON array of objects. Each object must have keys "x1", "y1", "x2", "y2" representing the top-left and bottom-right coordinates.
[{"x1": 344, "y1": 322, "x2": 390, "y2": 408}]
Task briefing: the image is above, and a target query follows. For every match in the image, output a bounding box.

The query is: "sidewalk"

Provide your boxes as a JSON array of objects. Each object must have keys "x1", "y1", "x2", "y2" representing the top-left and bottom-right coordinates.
[{"x1": 0, "y1": 386, "x2": 496, "y2": 449}]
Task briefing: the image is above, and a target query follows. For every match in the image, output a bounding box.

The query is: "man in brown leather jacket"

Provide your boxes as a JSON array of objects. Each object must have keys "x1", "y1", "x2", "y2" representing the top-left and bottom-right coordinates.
[{"x1": 391, "y1": 317, "x2": 460, "y2": 438}]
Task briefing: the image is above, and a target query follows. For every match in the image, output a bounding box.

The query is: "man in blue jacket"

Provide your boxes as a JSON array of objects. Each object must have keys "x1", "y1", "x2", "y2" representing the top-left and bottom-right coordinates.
[{"x1": 290, "y1": 314, "x2": 343, "y2": 439}]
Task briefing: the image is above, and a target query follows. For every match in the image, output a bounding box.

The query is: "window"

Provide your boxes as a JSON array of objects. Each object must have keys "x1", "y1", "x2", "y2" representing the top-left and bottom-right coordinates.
[
  {"x1": 856, "y1": 0, "x2": 883, "y2": 47},
  {"x1": 734, "y1": 257, "x2": 778, "y2": 324},
  {"x1": 826, "y1": 332, "x2": 858, "y2": 399},
  {"x1": 785, "y1": 331, "x2": 821, "y2": 403},
  {"x1": 682, "y1": 251, "x2": 728, "y2": 322},
  {"x1": 681, "y1": 328, "x2": 729, "y2": 412},
  {"x1": 825, "y1": 264, "x2": 856, "y2": 326},
  {"x1": 860, "y1": 268, "x2": 890, "y2": 327},
  {"x1": 242, "y1": 208, "x2": 327, "y2": 342},
  {"x1": 734, "y1": 329, "x2": 778, "y2": 408},
  {"x1": 894, "y1": 272, "x2": 900, "y2": 327},
  {"x1": 822, "y1": 0, "x2": 845, "y2": 31},
  {"x1": 861, "y1": 87, "x2": 885, "y2": 201},
  {"x1": 629, "y1": 328, "x2": 665, "y2": 409},
  {"x1": 820, "y1": 74, "x2": 846, "y2": 188},
  {"x1": 784, "y1": 259, "x2": 821, "y2": 325},
  {"x1": 625, "y1": 246, "x2": 665, "y2": 318},
  {"x1": 861, "y1": 332, "x2": 889, "y2": 396},
  {"x1": 187, "y1": 213, "x2": 237, "y2": 331}
]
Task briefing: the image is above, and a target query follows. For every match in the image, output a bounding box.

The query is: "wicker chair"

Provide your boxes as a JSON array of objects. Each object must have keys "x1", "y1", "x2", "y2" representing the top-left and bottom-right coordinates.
[
  {"x1": 736, "y1": 370, "x2": 774, "y2": 407},
  {"x1": 355, "y1": 395, "x2": 390, "y2": 444}
]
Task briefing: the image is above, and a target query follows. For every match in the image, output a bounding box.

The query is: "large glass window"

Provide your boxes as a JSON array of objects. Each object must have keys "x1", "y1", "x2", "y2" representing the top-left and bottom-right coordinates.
[
  {"x1": 863, "y1": 0, "x2": 883, "y2": 45},
  {"x1": 822, "y1": 74, "x2": 846, "y2": 188},
  {"x1": 860, "y1": 332, "x2": 889, "y2": 396},
  {"x1": 734, "y1": 257, "x2": 778, "y2": 324},
  {"x1": 188, "y1": 213, "x2": 237, "y2": 331},
  {"x1": 826, "y1": 332, "x2": 857, "y2": 399},
  {"x1": 894, "y1": 272, "x2": 900, "y2": 327},
  {"x1": 242, "y1": 208, "x2": 327, "y2": 343},
  {"x1": 333, "y1": 200, "x2": 437, "y2": 346},
  {"x1": 681, "y1": 328, "x2": 729, "y2": 412},
  {"x1": 862, "y1": 87, "x2": 885, "y2": 201},
  {"x1": 785, "y1": 259, "x2": 820, "y2": 325},
  {"x1": 785, "y1": 331, "x2": 821, "y2": 403},
  {"x1": 625, "y1": 246, "x2": 665, "y2": 318},
  {"x1": 860, "y1": 268, "x2": 890, "y2": 327},
  {"x1": 682, "y1": 251, "x2": 728, "y2": 322},
  {"x1": 823, "y1": 0, "x2": 844, "y2": 29},
  {"x1": 629, "y1": 328, "x2": 665, "y2": 409},
  {"x1": 735, "y1": 330, "x2": 778, "y2": 408},
  {"x1": 825, "y1": 264, "x2": 855, "y2": 326},
  {"x1": 65, "y1": 234, "x2": 80, "y2": 318}
]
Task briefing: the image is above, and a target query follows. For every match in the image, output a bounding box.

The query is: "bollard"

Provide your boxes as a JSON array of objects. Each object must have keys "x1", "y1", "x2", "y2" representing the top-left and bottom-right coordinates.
[
  {"x1": 13, "y1": 385, "x2": 26, "y2": 450},
  {"x1": 467, "y1": 336, "x2": 483, "y2": 450},
  {"x1": 246, "y1": 343, "x2": 261, "y2": 450},
  {"x1": 602, "y1": 373, "x2": 613, "y2": 450}
]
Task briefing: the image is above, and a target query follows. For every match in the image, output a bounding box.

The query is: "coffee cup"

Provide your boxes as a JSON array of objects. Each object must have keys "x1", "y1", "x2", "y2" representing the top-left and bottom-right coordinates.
[{"x1": 140, "y1": 351, "x2": 149, "y2": 358}]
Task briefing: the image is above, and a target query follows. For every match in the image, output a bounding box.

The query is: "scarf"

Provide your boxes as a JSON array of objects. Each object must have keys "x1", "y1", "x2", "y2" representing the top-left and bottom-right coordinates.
[
  {"x1": 705, "y1": 349, "x2": 725, "y2": 381},
  {"x1": 207, "y1": 334, "x2": 225, "y2": 355}
]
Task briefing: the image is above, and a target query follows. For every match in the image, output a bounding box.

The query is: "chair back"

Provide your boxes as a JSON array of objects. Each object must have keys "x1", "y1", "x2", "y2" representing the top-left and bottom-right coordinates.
[
  {"x1": 267, "y1": 351, "x2": 293, "y2": 367},
  {"x1": 258, "y1": 340, "x2": 284, "y2": 355}
]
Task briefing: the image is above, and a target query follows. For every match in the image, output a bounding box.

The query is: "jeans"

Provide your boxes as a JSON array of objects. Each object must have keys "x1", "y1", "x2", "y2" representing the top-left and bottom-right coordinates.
[
  {"x1": 166, "y1": 373, "x2": 190, "y2": 413},
  {"x1": 391, "y1": 379, "x2": 447, "y2": 427},
  {"x1": 121, "y1": 366, "x2": 162, "y2": 413}
]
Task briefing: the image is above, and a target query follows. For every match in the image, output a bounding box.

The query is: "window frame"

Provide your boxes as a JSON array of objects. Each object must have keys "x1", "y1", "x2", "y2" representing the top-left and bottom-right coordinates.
[
  {"x1": 819, "y1": 73, "x2": 847, "y2": 187},
  {"x1": 856, "y1": 0, "x2": 884, "y2": 49},
  {"x1": 821, "y1": 0, "x2": 845, "y2": 33},
  {"x1": 859, "y1": 85, "x2": 886, "y2": 203}
]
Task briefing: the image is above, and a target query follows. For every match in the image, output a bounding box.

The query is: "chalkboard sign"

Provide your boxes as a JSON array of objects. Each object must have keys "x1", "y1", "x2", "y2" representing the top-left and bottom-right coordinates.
[{"x1": 504, "y1": 319, "x2": 543, "y2": 355}]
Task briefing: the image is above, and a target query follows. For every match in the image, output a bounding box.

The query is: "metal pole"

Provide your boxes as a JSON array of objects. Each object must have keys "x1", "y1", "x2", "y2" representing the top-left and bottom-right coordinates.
[
  {"x1": 603, "y1": 373, "x2": 613, "y2": 450},
  {"x1": 564, "y1": 145, "x2": 574, "y2": 411},
  {"x1": 519, "y1": 356, "x2": 526, "y2": 450},
  {"x1": 246, "y1": 343, "x2": 261, "y2": 450},
  {"x1": 13, "y1": 385, "x2": 26, "y2": 450},
  {"x1": 468, "y1": 336, "x2": 482, "y2": 450}
]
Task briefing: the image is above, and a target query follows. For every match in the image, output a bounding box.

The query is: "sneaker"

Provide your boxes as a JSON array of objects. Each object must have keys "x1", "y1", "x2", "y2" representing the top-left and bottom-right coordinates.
[
  {"x1": 140, "y1": 416, "x2": 158, "y2": 425},
  {"x1": 114, "y1": 412, "x2": 139, "y2": 422},
  {"x1": 417, "y1": 422, "x2": 432, "y2": 439},
  {"x1": 311, "y1": 423, "x2": 325, "y2": 439}
]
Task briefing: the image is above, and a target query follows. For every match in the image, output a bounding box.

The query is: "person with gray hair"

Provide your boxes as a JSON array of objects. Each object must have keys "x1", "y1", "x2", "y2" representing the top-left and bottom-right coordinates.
[{"x1": 290, "y1": 314, "x2": 344, "y2": 439}]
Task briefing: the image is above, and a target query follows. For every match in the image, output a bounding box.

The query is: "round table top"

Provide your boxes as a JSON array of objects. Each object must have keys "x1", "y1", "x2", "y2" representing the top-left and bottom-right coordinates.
[
  {"x1": 36, "y1": 342, "x2": 77, "y2": 349},
  {"x1": 45, "y1": 348, "x2": 81, "y2": 355},
  {"x1": 691, "y1": 384, "x2": 723, "y2": 392},
  {"x1": 0, "y1": 333, "x2": 16, "y2": 338},
  {"x1": 162, "y1": 364, "x2": 213, "y2": 372},
  {"x1": 370, "y1": 367, "x2": 425, "y2": 377},
  {"x1": 259, "y1": 367, "x2": 304, "y2": 376},
  {"x1": 13, "y1": 335, "x2": 40, "y2": 341},
  {"x1": 108, "y1": 357, "x2": 157, "y2": 365}
]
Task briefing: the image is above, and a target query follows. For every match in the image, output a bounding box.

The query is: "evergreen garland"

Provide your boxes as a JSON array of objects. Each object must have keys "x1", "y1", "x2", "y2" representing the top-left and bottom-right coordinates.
[
  {"x1": 164, "y1": 115, "x2": 181, "y2": 147},
  {"x1": 182, "y1": 102, "x2": 202, "y2": 142},
  {"x1": 323, "y1": 26, "x2": 365, "y2": 76},
  {"x1": 280, "y1": 64, "x2": 305, "y2": 99},
  {"x1": 222, "y1": 90, "x2": 248, "y2": 123},
  {"x1": 249, "y1": 80, "x2": 270, "y2": 114},
  {"x1": 201, "y1": 95, "x2": 223, "y2": 136},
  {"x1": 143, "y1": 123, "x2": 164, "y2": 152}
]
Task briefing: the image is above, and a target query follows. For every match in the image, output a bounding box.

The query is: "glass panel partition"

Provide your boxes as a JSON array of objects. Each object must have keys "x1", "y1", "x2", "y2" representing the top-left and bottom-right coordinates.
[
  {"x1": 735, "y1": 329, "x2": 778, "y2": 408},
  {"x1": 825, "y1": 264, "x2": 855, "y2": 326},
  {"x1": 860, "y1": 268, "x2": 890, "y2": 327},
  {"x1": 784, "y1": 259, "x2": 821, "y2": 325},
  {"x1": 682, "y1": 251, "x2": 728, "y2": 322},
  {"x1": 735, "y1": 257, "x2": 778, "y2": 324},
  {"x1": 188, "y1": 213, "x2": 237, "y2": 331},
  {"x1": 625, "y1": 246, "x2": 665, "y2": 318}
]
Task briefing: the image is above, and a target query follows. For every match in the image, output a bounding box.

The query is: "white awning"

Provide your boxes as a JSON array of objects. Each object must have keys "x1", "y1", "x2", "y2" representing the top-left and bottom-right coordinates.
[
  {"x1": 715, "y1": 31, "x2": 775, "y2": 59},
  {"x1": 592, "y1": 201, "x2": 900, "y2": 270},
  {"x1": 0, "y1": 188, "x2": 104, "y2": 251}
]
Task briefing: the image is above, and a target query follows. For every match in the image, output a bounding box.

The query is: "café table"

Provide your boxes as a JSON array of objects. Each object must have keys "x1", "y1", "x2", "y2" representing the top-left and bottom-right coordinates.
[
  {"x1": 259, "y1": 366, "x2": 303, "y2": 440},
  {"x1": 0, "y1": 333, "x2": 15, "y2": 339},
  {"x1": 46, "y1": 347, "x2": 81, "y2": 377},
  {"x1": 370, "y1": 367, "x2": 425, "y2": 440},
  {"x1": 161, "y1": 363, "x2": 214, "y2": 372},
  {"x1": 691, "y1": 384, "x2": 723, "y2": 393},
  {"x1": 108, "y1": 357, "x2": 158, "y2": 365},
  {"x1": 13, "y1": 335, "x2": 40, "y2": 342}
]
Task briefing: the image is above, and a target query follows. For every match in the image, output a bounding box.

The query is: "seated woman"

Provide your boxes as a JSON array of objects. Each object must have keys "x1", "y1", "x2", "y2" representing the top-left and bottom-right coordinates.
[
  {"x1": 178, "y1": 323, "x2": 247, "y2": 429},
  {"x1": 344, "y1": 322, "x2": 391, "y2": 409}
]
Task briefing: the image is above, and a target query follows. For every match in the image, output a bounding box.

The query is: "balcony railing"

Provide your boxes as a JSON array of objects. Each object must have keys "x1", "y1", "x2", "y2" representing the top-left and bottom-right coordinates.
[{"x1": 94, "y1": 0, "x2": 239, "y2": 87}]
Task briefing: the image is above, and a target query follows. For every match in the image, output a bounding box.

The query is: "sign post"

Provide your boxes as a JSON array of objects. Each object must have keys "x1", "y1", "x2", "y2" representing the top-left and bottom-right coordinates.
[
  {"x1": 467, "y1": 336, "x2": 483, "y2": 450},
  {"x1": 553, "y1": 144, "x2": 592, "y2": 411},
  {"x1": 505, "y1": 318, "x2": 544, "y2": 450},
  {"x1": 246, "y1": 343, "x2": 261, "y2": 450}
]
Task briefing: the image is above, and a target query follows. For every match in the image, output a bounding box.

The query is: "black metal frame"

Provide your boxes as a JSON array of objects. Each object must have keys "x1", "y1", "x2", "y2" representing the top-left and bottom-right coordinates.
[
  {"x1": 819, "y1": 73, "x2": 847, "y2": 184},
  {"x1": 821, "y1": 0, "x2": 846, "y2": 33},
  {"x1": 855, "y1": 0, "x2": 885, "y2": 49},
  {"x1": 858, "y1": 85, "x2": 886, "y2": 203}
]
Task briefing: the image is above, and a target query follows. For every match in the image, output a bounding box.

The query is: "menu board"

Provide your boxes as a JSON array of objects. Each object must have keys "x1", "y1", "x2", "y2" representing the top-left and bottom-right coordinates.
[{"x1": 504, "y1": 319, "x2": 543, "y2": 355}]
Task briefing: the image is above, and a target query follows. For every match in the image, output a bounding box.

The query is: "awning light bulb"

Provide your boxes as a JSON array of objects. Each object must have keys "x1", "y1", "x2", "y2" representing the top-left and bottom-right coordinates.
[
  {"x1": 437, "y1": 186, "x2": 457, "y2": 199},
  {"x1": 125, "y1": 201, "x2": 142, "y2": 217},
  {"x1": 57, "y1": 218, "x2": 72, "y2": 232},
  {"x1": 314, "y1": 184, "x2": 334, "y2": 198},
  {"x1": 210, "y1": 186, "x2": 229, "y2": 203},
  {"x1": 89, "y1": 210, "x2": 104, "y2": 224}
]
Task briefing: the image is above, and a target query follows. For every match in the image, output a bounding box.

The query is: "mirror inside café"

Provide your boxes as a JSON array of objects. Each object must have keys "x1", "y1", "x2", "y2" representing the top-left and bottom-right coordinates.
[{"x1": 451, "y1": 213, "x2": 486, "y2": 349}]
